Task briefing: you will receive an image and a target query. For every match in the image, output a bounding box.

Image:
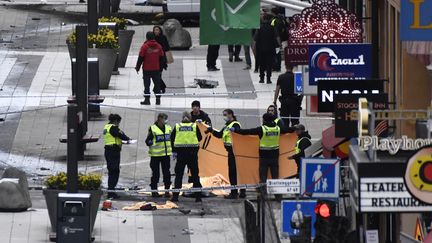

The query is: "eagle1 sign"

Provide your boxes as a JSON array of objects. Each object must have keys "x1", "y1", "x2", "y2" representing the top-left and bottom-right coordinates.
[
  {"x1": 308, "y1": 44, "x2": 372, "y2": 85},
  {"x1": 300, "y1": 158, "x2": 340, "y2": 198}
]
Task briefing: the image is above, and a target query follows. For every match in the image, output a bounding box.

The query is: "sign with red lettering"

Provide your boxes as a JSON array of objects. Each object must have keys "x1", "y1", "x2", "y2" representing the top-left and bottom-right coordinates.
[{"x1": 286, "y1": 0, "x2": 363, "y2": 65}]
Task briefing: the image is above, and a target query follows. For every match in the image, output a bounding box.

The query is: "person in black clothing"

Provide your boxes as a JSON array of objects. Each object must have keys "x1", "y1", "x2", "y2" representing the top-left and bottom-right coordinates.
[
  {"x1": 254, "y1": 14, "x2": 279, "y2": 84},
  {"x1": 270, "y1": 7, "x2": 288, "y2": 72},
  {"x1": 273, "y1": 62, "x2": 303, "y2": 127},
  {"x1": 104, "y1": 114, "x2": 132, "y2": 199},
  {"x1": 234, "y1": 113, "x2": 292, "y2": 183},
  {"x1": 190, "y1": 100, "x2": 212, "y2": 126},
  {"x1": 206, "y1": 109, "x2": 246, "y2": 199},
  {"x1": 267, "y1": 104, "x2": 285, "y2": 129},
  {"x1": 207, "y1": 45, "x2": 220, "y2": 71},
  {"x1": 228, "y1": 45, "x2": 242, "y2": 62},
  {"x1": 145, "y1": 113, "x2": 172, "y2": 198},
  {"x1": 153, "y1": 26, "x2": 170, "y2": 93},
  {"x1": 288, "y1": 124, "x2": 312, "y2": 177},
  {"x1": 171, "y1": 112, "x2": 203, "y2": 202}
]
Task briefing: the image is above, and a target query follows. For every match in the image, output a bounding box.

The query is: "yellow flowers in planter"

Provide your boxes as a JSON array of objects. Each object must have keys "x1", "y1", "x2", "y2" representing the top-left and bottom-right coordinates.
[
  {"x1": 45, "y1": 172, "x2": 102, "y2": 190},
  {"x1": 66, "y1": 27, "x2": 119, "y2": 49},
  {"x1": 99, "y1": 16, "x2": 128, "y2": 30}
]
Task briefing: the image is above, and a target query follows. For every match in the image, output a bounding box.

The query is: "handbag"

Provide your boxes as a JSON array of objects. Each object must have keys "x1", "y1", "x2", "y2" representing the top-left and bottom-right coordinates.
[{"x1": 166, "y1": 51, "x2": 174, "y2": 64}]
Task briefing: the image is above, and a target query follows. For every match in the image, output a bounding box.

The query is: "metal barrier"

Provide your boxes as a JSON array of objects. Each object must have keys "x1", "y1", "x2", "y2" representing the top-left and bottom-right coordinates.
[{"x1": 244, "y1": 200, "x2": 260, "y2": 243}]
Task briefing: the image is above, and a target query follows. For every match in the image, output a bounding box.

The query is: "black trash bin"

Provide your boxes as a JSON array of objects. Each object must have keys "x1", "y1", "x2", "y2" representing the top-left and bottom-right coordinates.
[{"x1": 57, "y1": 193, "x2": 92, "y2": 243}]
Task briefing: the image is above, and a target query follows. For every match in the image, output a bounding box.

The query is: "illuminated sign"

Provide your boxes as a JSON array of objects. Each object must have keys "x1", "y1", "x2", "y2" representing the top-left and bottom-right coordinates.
[
  {"x1": 360, "y1": 177, "x2": 432, "y2": 212},
  {"x1": 405, "y1": 146, "x2": 432, "y2": 204},
  {"x1": 400, "y1": 0, "x2": 432, "y2": 40},
  {"x1": 317, "y1": 79, "x2": 384, "y2": 112},
  {"x1": 309, "y1": 44, "x2": 372, "y2": 85},
  {"x1": 359, "y1": 136, "x2": 432, "y2": 154},
  {"x1": 286, "y1": 0, "x2": 363, "y2": 64}
]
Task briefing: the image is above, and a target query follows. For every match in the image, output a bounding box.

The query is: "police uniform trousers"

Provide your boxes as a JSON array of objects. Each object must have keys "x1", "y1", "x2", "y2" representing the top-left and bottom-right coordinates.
[
  {"x1": 280, "y1": 96, "x2": 301, "y2": 127},
  {"x1": 174, "y1": 148, "x2": 202, "y2": 193},
  {"x1": 226, "y1": 146, "x2": 242, "y2": 195},
  {"x1": 150, "y1": 156, "x2": 171, "y2": 190},
  {"x1": 104, "y1": 147, "x2": 121, "y2": 190},
  {"x1": 259, "y1": 156, "x2": 279, "y2": 183}
]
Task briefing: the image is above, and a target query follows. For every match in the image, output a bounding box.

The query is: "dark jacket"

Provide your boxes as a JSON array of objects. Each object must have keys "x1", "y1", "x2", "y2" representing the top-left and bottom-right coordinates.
[
  {"x1": 254, "y1": 21, "x2": 279, "y2": 53},
  {"x1": 211, "y1": 120, "x2": 241, "y2": 150},
  {"x1": 191, "y1": 110, "x2": 212, "y2": 126},
  {"x1": 105, "y1": 124, "x2": 130, "y2": 151},
  {"x1": 155, "y1": 34, "x2": 170, "y2": 71},
  {"x1": 136, "y1": 40, "x2": 164, "y2": 71},
  {"x1": 291, "y1": 131, "x2": 312, "y2": 161},
  {"x1": 170, "y1": 121, "x2": 202, "y2": 153},
  {"x1": 236, "y1": 121, "x2": 292, "y2": 158}
]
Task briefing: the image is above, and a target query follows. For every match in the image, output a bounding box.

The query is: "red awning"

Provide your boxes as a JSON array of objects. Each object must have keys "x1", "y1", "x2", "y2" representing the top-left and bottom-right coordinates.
[
  {"x1": 321, "y1": 125, "x2": 348, "y2": 158},
  {"x1": 403, "y1": 41, "x2": 432, "y2": 67}
]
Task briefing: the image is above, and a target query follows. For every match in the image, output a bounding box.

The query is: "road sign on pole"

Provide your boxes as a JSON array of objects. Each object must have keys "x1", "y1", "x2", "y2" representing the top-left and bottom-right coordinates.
[
  {"x1": 267, "y1": 179, "x2": 300, "y2": 194},
  {"x1": 300, "y1": 158, "x2": 340, "y2": 198}
]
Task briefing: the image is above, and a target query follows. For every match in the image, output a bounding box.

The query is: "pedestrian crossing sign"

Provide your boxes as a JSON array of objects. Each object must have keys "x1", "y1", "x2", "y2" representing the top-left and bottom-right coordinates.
[{"x1": 300, "y1": 158, "x2": 340, "y2": 198}]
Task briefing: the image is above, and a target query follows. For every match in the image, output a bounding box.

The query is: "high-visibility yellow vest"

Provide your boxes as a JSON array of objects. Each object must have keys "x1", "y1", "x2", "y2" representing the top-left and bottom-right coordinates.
[
  {"x1": 149, "y1": 124, "x2": 172, "y2": 157},
  {"x1": 271, "y1": 18, "x2": 276, "y2": 26},
  {"x1": 103, "y1": 124, "x2": 122, "y2": 146},
  {"x1": 294, "y1": 137, "x2": 311, "y2": 154},
  {"x1": 274, "y1": 118, "x2": 280, "y2": 124},
  {"x1": 222, "y1": 121, "x2": 241, "y2": 146},
  {"x1": 259, "y1": 125, "x2": 280, "y2": 150},
  {"x1": 174, "y1": 122, "x2": 199, "y2": 148}
]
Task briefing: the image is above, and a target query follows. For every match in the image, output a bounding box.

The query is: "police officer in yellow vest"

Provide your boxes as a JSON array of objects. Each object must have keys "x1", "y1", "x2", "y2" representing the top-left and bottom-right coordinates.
[
  {"x1": 104, "y1": 114, "x2": 131, "y2": 199},
  {"x1": 206, "y1": 109, "x2": 246, "y2": 199},
  {"x1": 267, "y1": 104, "x2": 286, "y2": 129},
  {"x1": 235, "y1": 113, "x2": 292, "y2": 183},
  {"x1": 170, "y1": 111, "x2": 203, "y2": 202},
  {"x1": 145, "y1": 113, "x2": 172, "y2": 198},
  {"x1": 288, "y1": 124, "x2": 312, "y2": 177}
]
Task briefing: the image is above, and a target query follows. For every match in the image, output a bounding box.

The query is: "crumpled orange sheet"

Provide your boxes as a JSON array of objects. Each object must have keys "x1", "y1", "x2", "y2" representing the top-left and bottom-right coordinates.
[
  {"x1": 137, "y1": 174, "x2": 231, "y2": 196},
  {"x1": 122, "y1": 201, "x2": 179, "y2": 211}
]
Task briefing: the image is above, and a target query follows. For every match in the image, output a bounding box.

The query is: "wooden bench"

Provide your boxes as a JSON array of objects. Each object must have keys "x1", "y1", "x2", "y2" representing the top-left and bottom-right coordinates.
[{"x1": 59, "y1": 135, "x2": 100, "y2": 144}]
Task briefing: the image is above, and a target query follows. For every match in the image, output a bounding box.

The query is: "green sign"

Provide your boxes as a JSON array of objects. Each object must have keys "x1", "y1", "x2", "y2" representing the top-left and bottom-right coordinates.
[
  {"x1": 199, "y1": 0, "x2": 252, "y2": 45},
  {"x1": 215, "y1": 0, "x2": 260, "y2": 29}
]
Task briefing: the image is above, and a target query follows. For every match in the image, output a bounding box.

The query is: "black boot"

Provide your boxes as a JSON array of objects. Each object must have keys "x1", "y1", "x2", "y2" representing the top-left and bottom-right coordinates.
[
  {"x1": 239, "y1": 189, "x2": 246, "y2": 198},
  {"x1": 171, "y1": 192, "x2": 179, "y2": 202},
  {"x1": 195, "y1": 192, "x2": 202, "y2": 202},
  {"x1": 151, "y1": 192, "x2": 161, "y2": 198},
  {"x1": 266, "y1": 77, "x2": 272, "y2": 84},
  {"x1": 140, "y1": 97, "x2": 150, "y2": 105},
  {"x1": 229, "y1": 52, "x2": 233, "y2": 62}
]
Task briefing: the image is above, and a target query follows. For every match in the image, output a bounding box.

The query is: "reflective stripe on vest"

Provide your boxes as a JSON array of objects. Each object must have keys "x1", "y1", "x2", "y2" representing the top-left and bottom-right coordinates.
[
  {"x1": 274, "y1": 118, "x2": 279, "y2": 124},
  {"x1": 174, "y1": 123, "x2": 199, "y2": 147},
  {"x1": 271, "y1": 18, "x2": 276, "y2": 26},
  {"x1": 103, "y1": 124, "x2": 123, "y2": 146},
  {"x1": 294, "y1": 137, "x2": 311, "y2": 154},
  {"x1": 222, "y1": 121, "x2": 241, "y2": 146},
  {"x1": 259, "y1": 125, "x2": 280, "y2": 150},
  {"x1": 149, "y1": 124, "x2": 172, "y2": 157}
]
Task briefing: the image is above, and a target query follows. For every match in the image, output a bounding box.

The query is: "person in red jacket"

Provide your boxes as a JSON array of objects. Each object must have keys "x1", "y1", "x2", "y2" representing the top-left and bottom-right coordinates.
[{"x1": 135, "y1": 32, "x2": 165, "y2": 105}]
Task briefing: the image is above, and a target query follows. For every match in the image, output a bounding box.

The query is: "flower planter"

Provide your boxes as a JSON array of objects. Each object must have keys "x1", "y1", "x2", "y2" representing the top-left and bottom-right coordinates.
[
  {"x1": 67, "y1": 43, "x2": 76, "y2": 60},
  {"x1": 118, "y1": 29, "x2": 135, "y2": 67},
  {"x1": 43, "y1": 189, "x2": 103, "y2": 233},
  {"x1": 88, "y1": 48, "x2": 118, "y2": 89}
]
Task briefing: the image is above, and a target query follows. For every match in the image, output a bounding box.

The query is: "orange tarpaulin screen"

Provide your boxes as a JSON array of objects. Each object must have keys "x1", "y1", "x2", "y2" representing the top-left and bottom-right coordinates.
[
  {"x1": 196, "y1": 123, "x2": 298, "y2": 184},
  {"x1": 197, "y1": 123, "x2": 229, "y2": 180}
]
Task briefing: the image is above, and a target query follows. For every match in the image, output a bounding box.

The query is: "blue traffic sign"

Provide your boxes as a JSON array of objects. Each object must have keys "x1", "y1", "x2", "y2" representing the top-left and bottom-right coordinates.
[
  {"x1": 300, "y1": 158, "x2": 340, "y2": 198},
  {"x1": 294, "y1": 71, "x2": 303, "y2": 94},
  {"x1": 281, "y1": 200, "x2": 317, "y2": 238}
]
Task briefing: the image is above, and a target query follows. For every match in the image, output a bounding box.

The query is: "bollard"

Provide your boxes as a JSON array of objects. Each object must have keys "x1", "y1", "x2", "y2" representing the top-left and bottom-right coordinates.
[
  {"x1": 87, "y1": 0, "x2": 98, "y2": 35},
  {"x1": 75, "y1": 25, "x2": 88, "y2": 135},
  {"x1": 98, "y1": 0, "x2": 111, "y2": 18},
  {"x1": 67, "y1": 104, "x2": 79, "y2": 193},
  {"x1": 88, "y1": 58, "x2": 102, "y2": 116}
]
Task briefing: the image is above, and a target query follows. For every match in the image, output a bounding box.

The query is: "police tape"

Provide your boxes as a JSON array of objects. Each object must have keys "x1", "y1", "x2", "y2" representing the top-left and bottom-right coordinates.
[
  {"x1": 0, "y1": 90, "x2": 276, "y2": 99},
  {"x1": 104, "y1": 183, "x2": 266, "y2": 194},
  {"x1": 89, "y1": 103, "x2": 335, "y2": 121},
  {"x1": 0, "y1": 104, "x2": 67, "y2": 116}
]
